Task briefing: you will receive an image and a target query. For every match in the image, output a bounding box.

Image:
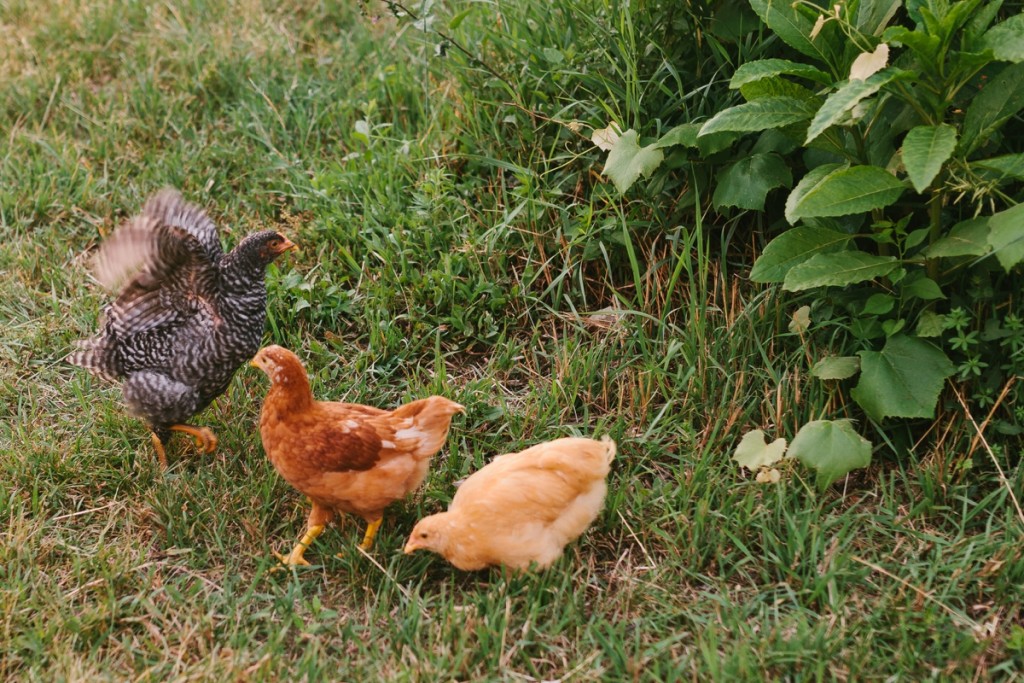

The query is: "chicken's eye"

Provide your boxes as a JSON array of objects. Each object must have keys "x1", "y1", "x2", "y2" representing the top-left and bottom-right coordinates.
[{"x1": 419, "y1": 532, "x2": 428, "y2": 538}]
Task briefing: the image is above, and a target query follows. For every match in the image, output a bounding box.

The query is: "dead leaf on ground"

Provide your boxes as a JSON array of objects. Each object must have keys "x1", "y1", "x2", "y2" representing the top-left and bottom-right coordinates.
[
  {"x1": 850, "y1": 44, "x2": 889, "y2": 81},
  {"x1": 591, "y1": 122, "x2": 622, "y2": 151}
]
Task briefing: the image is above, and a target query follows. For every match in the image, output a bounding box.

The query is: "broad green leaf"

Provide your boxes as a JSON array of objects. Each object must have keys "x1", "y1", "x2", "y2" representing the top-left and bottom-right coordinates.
[
  {"x1": 936, "y1": 0, "x2": 986, "y2": 40},
  {"x1": 903, "y1": 275, "x2": 945, "y2": 300},
  {"x1": 783, "y1": 251, "x2": 900, "y2": 291},
  {"x1": 805, "y1": 68, "x2": 911, "y2": 144},
  {"x1": 851, "y1": 316, "x2": 885, "y2": 340},
  {"x1": 697, "y1": 130, "x2": 743, "y2": 156},
  {"x1": 987, "y1": 202, "x2": 1024, "y2": 271},
  {"x1": 749, "y1": 0, "x2": 831, "y2": 63},
  {"x1": 970, "y1": 153, "x2": 1024, "y2": 181},
  {"x1": 732, "y1": 430, "x2": 787, "y2": 471},
  {"x1": 863, "y1": 293, "x2": 895, "y2": 314},
  {"x1": 916, "y1": 310, "x2": 946, "y2": 337},
  {"x1": 730, "y1": 58, "x2": 831, "y2": 88},
  {"x1": 740, "y1": 76, "x2": 818, "y2": 101},
  {"x1": 653, "y1": 123, "x2": 701, "y2": 149},
  {"x1": 783, "y1": 163, "x2": 845, "y2": 224},
  {"x1": 601, "y1": 129, "x2": 664, "y2": 194},
  {"x1": 881, "y1": 26, "x2": 940, "y2": 63},
  {"x1": 954, "y1": 51, "x2": 1000, "y2": 78},
  {"x1": 882, "y1": 318, "x2": 906, "y2": 336},
  {"x1": 925, "y1": 217, "x2": 991, "y2": 257},
  {"x1": 960, "y1": 62, "x2": 1024, "y2": 156},
  {"x1": 856, "y1": 0, "x2": 901, "y2": 35},
  {"x1": 699, "y1": 97, "x2": 818, "y2": 137},
  {"x1": 914, "y1": 1, "x2": 977, "y2": 45},
  {"x1": 905, "y1": 228, "x2": 931, "y2": 250},
  {"x1": 811, "y1": 355, "x2": 861, "y2": 379},
  {"x1": 712, "y1": 153, "x2": 793, "y2": 210},
  {"x1": 964, "y1": 0, "x2": 1006, "y2": 45},
  {"x1": 904, "y1": 0, "x2": 925, "y2": 25},
  {"x1": 749, "y1": 225, "x2": 853, "y2": 282},
  {"x1": 851, "y1": 334, "x2": 955, "y2": 421},
  {"x1": 752, "y1": 128, "x2": 800, "y2": 155},
  {"x1": 787, "y1": 165, "x2": 906, "y2": 223},
  {"x1": 788, "y1": 419, "x2": 873, "y2": 489},
  {"x1": 981, "y1": 14, "x2": 1024, "y2": 62},
  {"x1": 804, "y1": 123, "x2": 854, "y2": 158},
  {"x1": 902, "y1": 124, "x2": 957, "y2": 193}
]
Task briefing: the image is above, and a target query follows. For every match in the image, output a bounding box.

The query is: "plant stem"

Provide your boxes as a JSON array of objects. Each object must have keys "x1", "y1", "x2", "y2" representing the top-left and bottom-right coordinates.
[
  {"x1": 892, "y1": 81, "x2": 934, "y2": 124},
  {"x1": 926, "y1": 190, "x2": 942, "y2": 280},
  {"x1": 873, "y1": 208, "x2": 892, "y2": 257}
]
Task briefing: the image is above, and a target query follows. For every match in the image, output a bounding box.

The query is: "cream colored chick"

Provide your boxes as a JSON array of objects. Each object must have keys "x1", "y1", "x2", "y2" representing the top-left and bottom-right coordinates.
[{"x1": 404, "y1": 436, "x2": 615, "y2": 570}]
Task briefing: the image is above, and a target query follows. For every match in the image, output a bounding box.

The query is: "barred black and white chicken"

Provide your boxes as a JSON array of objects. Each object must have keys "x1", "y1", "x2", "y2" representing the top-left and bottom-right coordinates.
[{"x1": 69, "y1": 189, "x2": 297, "y2": 467}]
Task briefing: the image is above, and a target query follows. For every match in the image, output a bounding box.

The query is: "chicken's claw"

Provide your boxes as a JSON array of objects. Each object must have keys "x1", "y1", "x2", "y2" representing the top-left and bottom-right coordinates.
[
  {"x1": 198, "y1": 428, "x2": 218, "y2": 453},
  {"x1": 272, "y1": 524, "x2": 325, "y2": 568},
  {"x1": 169, "y1": 424, "x2": 218, "y2": 454},
  {"x1": 273, "y1": 549, "x2": 311, "y2": 567}
]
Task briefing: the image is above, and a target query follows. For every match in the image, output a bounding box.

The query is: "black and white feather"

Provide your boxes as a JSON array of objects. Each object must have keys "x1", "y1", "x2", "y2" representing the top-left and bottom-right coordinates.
[{"x1": 69, "y1": 189, "x2": 294, "y2": 444}]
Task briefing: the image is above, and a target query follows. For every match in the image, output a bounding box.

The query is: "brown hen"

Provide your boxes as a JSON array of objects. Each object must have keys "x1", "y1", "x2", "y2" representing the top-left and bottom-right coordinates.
[{"x1": 252, "y1": 345, "x2": 463, "y2": 565}]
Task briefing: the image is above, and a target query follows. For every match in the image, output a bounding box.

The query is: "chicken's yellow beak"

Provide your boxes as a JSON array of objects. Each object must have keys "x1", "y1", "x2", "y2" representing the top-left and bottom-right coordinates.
[
  {"x1": 275, "y1": 237, "x2": 299, "y2": 254},
  {"x1": 402, "y1": 540, "x2": 418, "y2": 555}
]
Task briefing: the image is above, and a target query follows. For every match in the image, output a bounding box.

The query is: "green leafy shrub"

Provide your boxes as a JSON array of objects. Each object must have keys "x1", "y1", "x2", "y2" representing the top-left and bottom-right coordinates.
[
  {"x1": 376, "y1": 0, "x2": 1021, "y2": 484},
  {"x1": 693, "y1": 0, "x2": 1023, "y2": 477}
]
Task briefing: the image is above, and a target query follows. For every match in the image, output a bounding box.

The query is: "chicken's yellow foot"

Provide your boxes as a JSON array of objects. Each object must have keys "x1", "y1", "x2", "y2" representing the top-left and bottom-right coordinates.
[
  {"x1": 169, "y1": 424, "x2": 218, "y2": 453},
  {"x1": 274, "y1": 524, "x2": 325, "y2": 566},
  {"x1": 358, "y1": 518, "x2": 383, "y2": 551},
  {"x1": 150, "y1": 433, "x2": 169, "y2": 469}
]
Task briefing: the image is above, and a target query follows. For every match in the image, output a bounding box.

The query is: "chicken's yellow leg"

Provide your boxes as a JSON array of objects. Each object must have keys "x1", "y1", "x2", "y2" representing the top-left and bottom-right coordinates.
[
  {"x1": 275, "y1": 502, "x2": 334, "y2": 567},
  {"x1": 150, "y1": 433, "x2": 169, "y2": 469},
  {"x1": 169, "y1": 424, "x2": 218, "y2": 453},
  {"x1": 274, "y1": 525, "x2": 325, "y2": 566},
  {"x1": 358, "y1": 517, "x2": 383, "y2": 551}
]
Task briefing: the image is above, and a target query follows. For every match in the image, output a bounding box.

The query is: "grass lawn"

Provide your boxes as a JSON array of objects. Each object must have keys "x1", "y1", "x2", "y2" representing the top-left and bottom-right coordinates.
[{"x1": 2, "y1": 0, "x2": 1022, "y2": 680}]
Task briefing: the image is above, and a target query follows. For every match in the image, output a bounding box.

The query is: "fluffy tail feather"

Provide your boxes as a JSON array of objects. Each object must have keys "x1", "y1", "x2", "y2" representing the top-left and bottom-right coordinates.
[
  {"x1": 387, "y1": 396, "x2": 464, "y2": 460},
  {"x1": 390, "y1": 396, "x2": 465, "y2": 421},
  {"x1": 506, "y1": 436, "x2": 617, "y2": 483},
  {"x1": 599, "y1": 434, "x2": 617, "y2": 465},
  {"x1": 66, "y1": 337, "x2": 119, "y2": 381}
]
